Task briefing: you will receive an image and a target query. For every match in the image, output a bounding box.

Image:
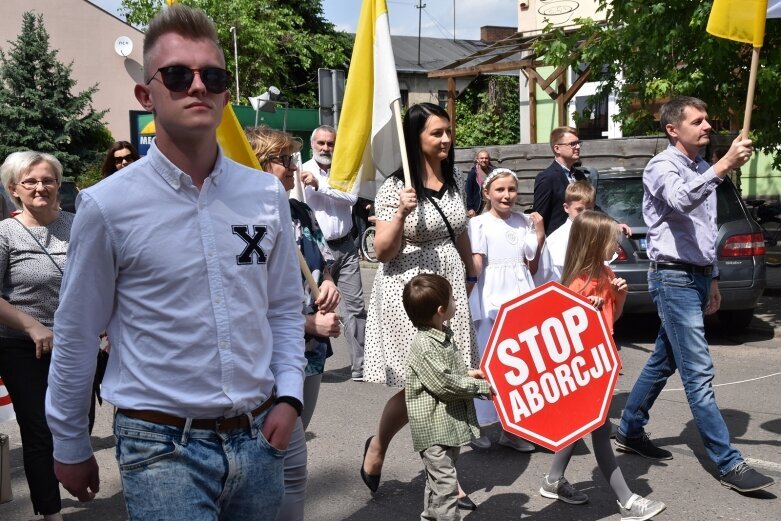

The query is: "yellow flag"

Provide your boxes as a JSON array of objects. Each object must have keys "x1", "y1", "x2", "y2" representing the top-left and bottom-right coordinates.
[
  {"x1": 328, "y1": 0, "x2": 401, "y2": 197},
  {"x1": 707, "y1": 0, "x2": 768, "y2": 47},
  {"x1": 216, "y1": 105, "x2": 261, "y2": 170}
]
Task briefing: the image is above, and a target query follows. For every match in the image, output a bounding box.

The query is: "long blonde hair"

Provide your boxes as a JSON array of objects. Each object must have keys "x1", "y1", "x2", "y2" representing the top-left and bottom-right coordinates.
[{"x1": 561, "y1": 210, "x2": 617, "y2": 293}]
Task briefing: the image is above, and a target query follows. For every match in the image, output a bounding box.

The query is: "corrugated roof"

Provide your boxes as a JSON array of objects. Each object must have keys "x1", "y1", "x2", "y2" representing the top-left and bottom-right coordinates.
[{"x1": 391, "y1": 35, "x2": 487, "y2": 73}]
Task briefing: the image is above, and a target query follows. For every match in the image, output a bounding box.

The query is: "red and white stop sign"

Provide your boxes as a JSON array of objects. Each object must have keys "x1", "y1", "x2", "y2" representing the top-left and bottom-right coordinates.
[{"x1": 480, "y1": 281, "x2": 621, "y2": 452}]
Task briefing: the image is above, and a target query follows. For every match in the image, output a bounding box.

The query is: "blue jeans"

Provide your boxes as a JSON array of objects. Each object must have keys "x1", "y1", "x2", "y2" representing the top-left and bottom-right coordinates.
[
  {"x1": 618, "y1": 269, "x2": 743, "y2": 475},
  {"x1": 114, "y1": 410, "x2": 286, "y2": 521}
]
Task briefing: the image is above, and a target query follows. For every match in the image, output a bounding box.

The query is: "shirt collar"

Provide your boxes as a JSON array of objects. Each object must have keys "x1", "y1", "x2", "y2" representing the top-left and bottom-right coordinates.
[
  {"x1": 554, "y1": 159, "x2": 573, "y2": 176},
  {"x1": 419, "y1": 326, "x2": 453, "y2": 345},
  {"x1": 665, "y1": 144, "x2": 703, "y2": 172},
  {"x1": 147, "y1": 138, "x2": 227, "y2": 190}
]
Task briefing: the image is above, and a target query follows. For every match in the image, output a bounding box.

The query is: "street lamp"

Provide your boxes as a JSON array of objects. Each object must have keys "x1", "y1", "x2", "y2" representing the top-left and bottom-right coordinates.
[
  {"x1": 229, "y1": 26, "x2": 240, "y2": 103},
  {"x1": 249, "y1": 87, "x2": 289, "y2": 131}
]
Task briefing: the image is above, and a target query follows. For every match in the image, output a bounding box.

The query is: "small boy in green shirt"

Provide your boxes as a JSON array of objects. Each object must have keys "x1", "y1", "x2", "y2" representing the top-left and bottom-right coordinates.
[{"x1": 403, "y1": 273, "x2": 492, "y2": 521}]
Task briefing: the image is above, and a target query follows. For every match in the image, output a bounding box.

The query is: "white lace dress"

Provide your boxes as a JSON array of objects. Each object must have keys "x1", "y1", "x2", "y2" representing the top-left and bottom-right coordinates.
[{"x1": 468, "y1": 211, "x2": 539, "y2": 425}]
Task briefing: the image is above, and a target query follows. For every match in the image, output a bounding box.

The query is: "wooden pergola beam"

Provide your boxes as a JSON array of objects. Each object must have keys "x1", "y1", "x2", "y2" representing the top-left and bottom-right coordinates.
[{"x1": 428, "y1": 58, "x2": 535, "y2": 79}]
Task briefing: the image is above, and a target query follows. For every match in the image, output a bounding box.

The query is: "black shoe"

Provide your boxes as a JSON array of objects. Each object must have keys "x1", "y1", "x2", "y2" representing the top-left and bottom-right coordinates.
[
  {"x1": 615, "y1": 432, "x2": 673, "y2": 460},
  {"x1": 720, "y1": 462, "x2": 775, "y2": 493},
  {"x1": 360, "y1": 436, "x2": 381, "y2": 493},
  {"x1": 457, "y1": 495, "x2": 477, "y2": 510}
]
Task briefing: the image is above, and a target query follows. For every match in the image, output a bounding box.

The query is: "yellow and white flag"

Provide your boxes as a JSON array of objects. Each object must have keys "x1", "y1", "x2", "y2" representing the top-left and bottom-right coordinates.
[
  {"x1": 328, "y1": 0, "x2": 401, "y2": 198},
  {"x1": 706, "y1": 0, "x2": 781, "y2": 47}
]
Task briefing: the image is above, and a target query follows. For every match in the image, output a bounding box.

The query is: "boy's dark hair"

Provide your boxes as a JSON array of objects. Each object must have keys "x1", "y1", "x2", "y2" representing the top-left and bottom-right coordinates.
[{"x1": 403, "y1": 274, "x2": 452, "y2": 328}]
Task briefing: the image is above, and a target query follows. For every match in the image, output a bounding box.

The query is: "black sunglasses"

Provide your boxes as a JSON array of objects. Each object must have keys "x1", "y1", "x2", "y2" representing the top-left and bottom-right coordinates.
[
  {"x1": 267, "y1": 155, "x2": 296, "y2": 168},
  {"x1": 146, "y1": 65, "x2": 230, "y2": 94}
]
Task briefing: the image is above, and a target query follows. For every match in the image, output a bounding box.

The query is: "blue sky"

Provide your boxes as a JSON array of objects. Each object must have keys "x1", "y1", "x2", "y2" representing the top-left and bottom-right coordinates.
[{"x1": 88, "y1": 0, "x2": 518, "y2": 40}]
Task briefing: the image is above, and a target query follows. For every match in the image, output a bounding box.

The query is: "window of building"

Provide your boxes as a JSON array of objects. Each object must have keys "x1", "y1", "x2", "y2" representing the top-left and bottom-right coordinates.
[{"x1": 437, "y1": 90, "x2": 448, "y2": 109}]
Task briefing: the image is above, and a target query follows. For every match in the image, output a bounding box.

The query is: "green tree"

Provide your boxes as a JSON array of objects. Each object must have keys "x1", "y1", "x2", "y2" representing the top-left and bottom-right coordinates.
[
  {"x1": 0, "y1": 12, "x2": 111, "y2": 176},
  {"x1": 120, "y1": 0, "x2": 352, "y2": 107},
  {"x1": 534, "y1": 0, "x2": 781, "y2": 164},
  {"x1": 455, "y1": 75, "x2": 520, "y2": 147}
]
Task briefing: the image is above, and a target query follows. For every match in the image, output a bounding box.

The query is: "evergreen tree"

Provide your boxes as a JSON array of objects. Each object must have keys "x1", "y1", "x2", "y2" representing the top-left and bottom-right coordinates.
[{"x1": 0, "y1": 12, "x2": 110, "y2": 175}]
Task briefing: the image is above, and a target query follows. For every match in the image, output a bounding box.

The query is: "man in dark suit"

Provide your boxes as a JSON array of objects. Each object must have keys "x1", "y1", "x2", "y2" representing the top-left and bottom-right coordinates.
[{"x1": 533, "y1": 126, "x2": 585, "y2": 235}]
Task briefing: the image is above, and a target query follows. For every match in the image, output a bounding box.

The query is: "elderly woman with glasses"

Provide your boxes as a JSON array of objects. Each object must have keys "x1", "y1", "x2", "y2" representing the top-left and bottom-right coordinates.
[
  {"x1": 0, "y1": 151, "x2": 74, "y2": 521},
  {"x1": 245, "y1": 125, "x2": 341, "y2": 521},
  {"x1": 100, "y1": 141, "x2": 139, "y2": 178}
]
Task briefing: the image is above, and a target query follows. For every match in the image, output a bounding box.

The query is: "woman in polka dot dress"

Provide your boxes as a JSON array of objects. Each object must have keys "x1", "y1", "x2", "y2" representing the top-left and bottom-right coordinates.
[{"x1": 360, "y1": 103, "x2": 479, "y2": 496}]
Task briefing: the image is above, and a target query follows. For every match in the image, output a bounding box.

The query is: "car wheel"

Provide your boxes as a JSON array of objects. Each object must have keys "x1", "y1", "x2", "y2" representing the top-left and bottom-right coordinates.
[{"x1": 717, "y1": 308, "x2": 755, "y2": 331}]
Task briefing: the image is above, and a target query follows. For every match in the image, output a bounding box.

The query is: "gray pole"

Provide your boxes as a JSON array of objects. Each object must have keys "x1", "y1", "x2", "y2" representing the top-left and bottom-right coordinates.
[
  {"x1": 230, "y1": 26, "x2": 240, "y2": 103},
  {"x1": 331, "y1": 70, "x2": 340, "y2": 130},
  {"x1": 453, "y1": 0, "x2": 456, "y2": 41},
  {"x1": 416, "y1": 1, "x2": 426, "y2": 66}
]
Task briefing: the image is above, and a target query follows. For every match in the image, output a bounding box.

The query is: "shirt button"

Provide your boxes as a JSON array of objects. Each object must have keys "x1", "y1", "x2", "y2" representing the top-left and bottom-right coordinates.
[{"x1": 215, "y1": 297, "x2": 222, "y2": 304}]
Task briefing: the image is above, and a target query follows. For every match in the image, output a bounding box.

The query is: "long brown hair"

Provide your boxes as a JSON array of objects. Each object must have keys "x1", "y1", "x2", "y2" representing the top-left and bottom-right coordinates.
[
  {"x1": 101, "y1": 141, "x2": 139, "y2": 177},
  {"x1": 561, "y1": 210, "x2": 618, "y2": 293}
]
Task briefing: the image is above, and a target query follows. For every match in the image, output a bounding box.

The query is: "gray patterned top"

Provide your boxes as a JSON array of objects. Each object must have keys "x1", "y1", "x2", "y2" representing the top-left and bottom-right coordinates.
[{"x1": 0, "y1": 212, "x2": 74, "y2": 338}]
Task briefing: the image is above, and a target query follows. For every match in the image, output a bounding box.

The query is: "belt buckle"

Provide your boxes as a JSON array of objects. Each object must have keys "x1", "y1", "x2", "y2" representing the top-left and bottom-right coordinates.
[{"x1": 214, "y1": 416, "x2": 226, "y2": 431}]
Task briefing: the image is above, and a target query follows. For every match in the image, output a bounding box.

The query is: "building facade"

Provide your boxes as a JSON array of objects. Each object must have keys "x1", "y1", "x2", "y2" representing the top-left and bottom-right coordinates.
[{"x1": 2, "y1": 0, "x2": 144, "y2": 143}]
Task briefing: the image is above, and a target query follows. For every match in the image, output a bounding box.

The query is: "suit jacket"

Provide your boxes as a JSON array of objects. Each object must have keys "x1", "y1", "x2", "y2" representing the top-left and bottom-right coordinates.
[
  {"x1": 465, "y1": 165, "x2": 484, "y2": 214},
  {"x1": 532, "y1": 161, "x2": 585, "y2": 235}
]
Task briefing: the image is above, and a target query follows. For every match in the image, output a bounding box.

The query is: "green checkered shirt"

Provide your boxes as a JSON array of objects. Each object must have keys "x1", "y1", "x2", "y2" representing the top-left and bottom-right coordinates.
[{"x1": 405, "y1": 326, "x2": 492, "y2": 452}]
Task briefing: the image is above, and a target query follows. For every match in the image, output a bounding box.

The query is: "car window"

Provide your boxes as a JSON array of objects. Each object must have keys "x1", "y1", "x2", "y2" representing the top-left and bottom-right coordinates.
[
  {"x1": 0, "y1": 185, "x2": 16, "y2": 219},
  {"x1": 596, "y1": 176, "x2": 746, "y2": 228},
  {"x1": 59, "y1": 182, "x2": 79, "y2": 213},
  {"x1": 715, "y1": 179, "x2": 746, "y2": 225},
  {"x1": 595, "y1": 178, "x2": 646, "y2": 227}
]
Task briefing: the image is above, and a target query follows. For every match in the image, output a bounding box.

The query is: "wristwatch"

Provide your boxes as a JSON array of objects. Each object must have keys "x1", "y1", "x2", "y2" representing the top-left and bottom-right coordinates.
[{"x1": 275, "y1": 396, "x2": 303, "y2": 416}]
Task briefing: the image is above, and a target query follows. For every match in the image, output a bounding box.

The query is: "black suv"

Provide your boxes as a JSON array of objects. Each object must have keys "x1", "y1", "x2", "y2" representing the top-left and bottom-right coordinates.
[{"x1": 59, "y1": 176, "x2": 79, "y2": 213}]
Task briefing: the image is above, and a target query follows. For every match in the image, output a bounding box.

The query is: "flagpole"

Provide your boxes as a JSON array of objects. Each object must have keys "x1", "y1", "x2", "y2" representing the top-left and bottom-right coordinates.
[
  {"x1": 741, "y1": 47, "x2": 761, "y2": 140},
  {"x1": 392, "y1": 99, "x2": 412, "y2": 188},
  {"x1": 296, "y1": 249, "x2": 320, "y2": 299}
]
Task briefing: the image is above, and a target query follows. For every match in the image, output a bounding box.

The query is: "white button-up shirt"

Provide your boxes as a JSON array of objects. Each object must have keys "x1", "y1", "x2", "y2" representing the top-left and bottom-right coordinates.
[
  {"x1": 301, "y1": 158, "x2": 357, "y2": 240},
  {"x1": 46, "y1": 141, "x2": 306, "y2": 464}
]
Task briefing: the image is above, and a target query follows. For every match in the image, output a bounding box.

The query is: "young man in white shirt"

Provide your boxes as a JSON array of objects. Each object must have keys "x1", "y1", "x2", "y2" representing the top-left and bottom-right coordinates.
[{"x1": 46, "y1": 6, "x2": 305, "y2": 519}]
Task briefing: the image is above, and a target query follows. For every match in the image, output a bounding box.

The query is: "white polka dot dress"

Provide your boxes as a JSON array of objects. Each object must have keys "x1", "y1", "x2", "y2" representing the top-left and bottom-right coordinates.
[{"x1": 363, "y1": 170, "x2": 478, "y2": 387}]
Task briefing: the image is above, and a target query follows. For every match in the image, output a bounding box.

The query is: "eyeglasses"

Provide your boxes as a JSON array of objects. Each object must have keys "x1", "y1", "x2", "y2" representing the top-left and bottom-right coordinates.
[
  {"x1": 114, "y1": 154, "x2": 135, "y2": 166},
  {"x1": 267, "y1": 155, "x2": 296, "y2": 169},
  {"x1": 17, "y1": 178, "x2": 58, "y2": 189},
  {"x1": 556, "y1": 140, "x2": 582, "y2": 148},
  {"x1": 146, "y1": 65, "x2": 230, "y2": 94}
]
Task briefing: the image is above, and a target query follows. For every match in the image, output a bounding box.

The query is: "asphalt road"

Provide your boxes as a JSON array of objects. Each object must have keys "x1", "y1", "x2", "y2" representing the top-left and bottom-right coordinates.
[{"x1": 1, "y1": 266, "x2": 779, "y2": 521}]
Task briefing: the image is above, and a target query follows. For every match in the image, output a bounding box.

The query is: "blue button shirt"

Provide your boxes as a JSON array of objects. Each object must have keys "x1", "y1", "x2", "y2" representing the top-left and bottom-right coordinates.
[{"x1": 643, "y1": 145, "x2": 722, "y2": 277}]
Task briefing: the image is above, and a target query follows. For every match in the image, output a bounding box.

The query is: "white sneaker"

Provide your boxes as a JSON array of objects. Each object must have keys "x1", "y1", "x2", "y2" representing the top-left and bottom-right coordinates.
[
  {"x1": 539, "y1": 475, "x2": 588, "y2": 504},
  {"x1": 470, "y1": 435, "x2": 491, "y2": 449},
  {"x1": 618, "y1": 494, "x2": 666, "y2": 521},
  {"x1": 498, "y1": 432, "x2": 535, "y2": 452}
]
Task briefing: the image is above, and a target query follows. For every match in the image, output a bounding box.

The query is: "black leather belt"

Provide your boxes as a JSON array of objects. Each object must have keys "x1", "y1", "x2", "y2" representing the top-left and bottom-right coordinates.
[
  {"x1": 327, "y1": 232, "x2": 353, "y2": 247},
  {"x1": 650, "y1": 261, "x2": 713, "y2": 276},
  {"x1": 117, "y1": 398, "x2": 273, "y2": 432}
]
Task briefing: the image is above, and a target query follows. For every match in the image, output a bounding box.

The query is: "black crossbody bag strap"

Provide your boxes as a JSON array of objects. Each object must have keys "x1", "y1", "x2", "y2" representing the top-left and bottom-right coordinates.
[
  {"x1": 424, "y1": 194, "x2": 457, "y2": 244},
  {"x1": 11, "y1": 218, "x2": 63, "y2": 275}
]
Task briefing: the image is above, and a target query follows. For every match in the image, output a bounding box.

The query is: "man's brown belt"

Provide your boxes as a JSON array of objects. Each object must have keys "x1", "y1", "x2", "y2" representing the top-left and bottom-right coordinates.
[{"x1": 117, "y1": 398, "x2": 273, "y2": 432}]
